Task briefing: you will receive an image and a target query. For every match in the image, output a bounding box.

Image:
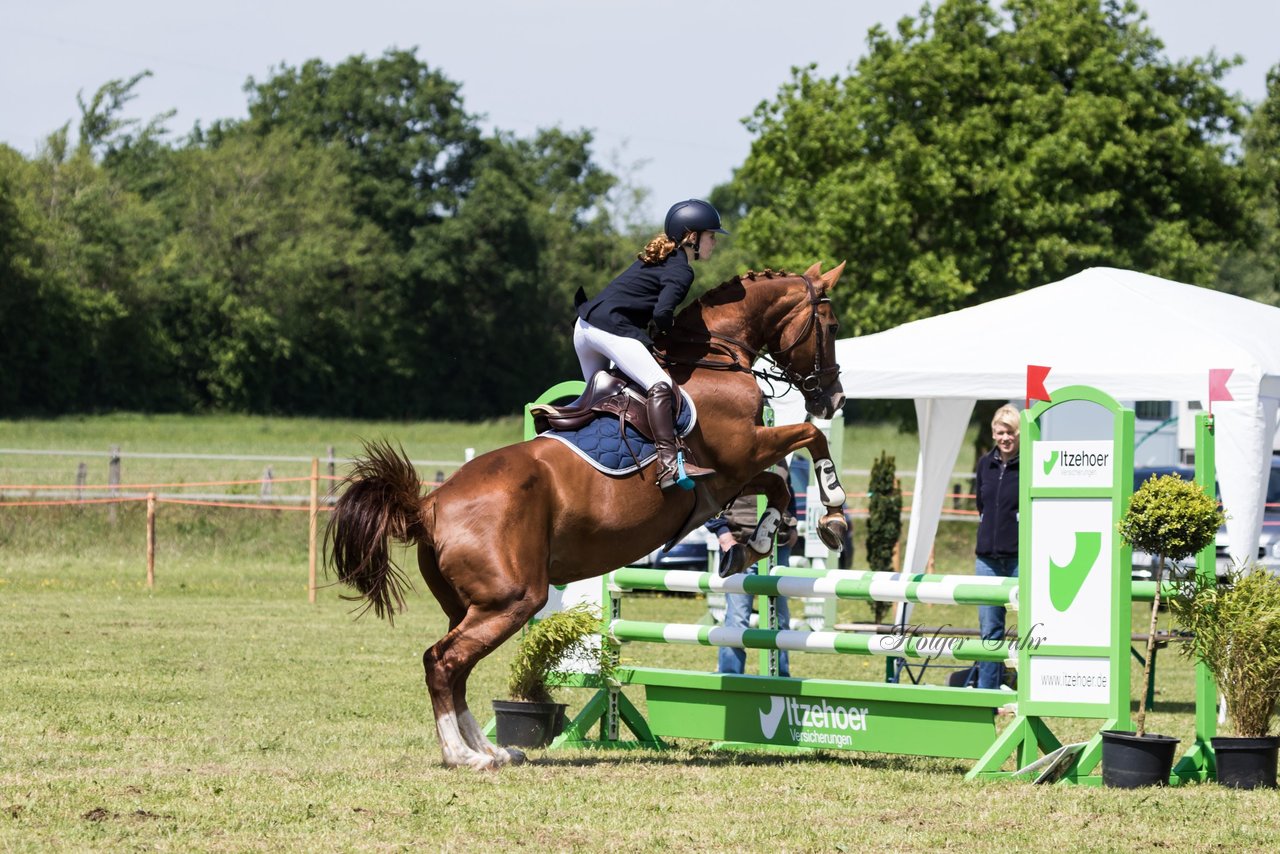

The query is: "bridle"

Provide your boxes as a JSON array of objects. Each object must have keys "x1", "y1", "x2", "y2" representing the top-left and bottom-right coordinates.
[{"x1": 654, "y1": 274, "x2": 840, "y2": 403}]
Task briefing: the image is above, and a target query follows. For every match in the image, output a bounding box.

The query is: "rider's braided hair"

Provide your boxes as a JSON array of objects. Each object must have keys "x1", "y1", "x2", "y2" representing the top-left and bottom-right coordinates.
[{"x1": 638, "y1": 230, "x2": 698, "y2": 265}]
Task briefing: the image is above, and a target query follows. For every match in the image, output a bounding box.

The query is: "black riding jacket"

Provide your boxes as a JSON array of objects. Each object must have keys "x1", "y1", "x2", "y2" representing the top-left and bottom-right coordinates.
[
  {"x1": 974, "y1": 448, "x2": 1019, "y2": 558},
  {"x1": 576, "y1": 251, "x2": 694, "y2": 346}
]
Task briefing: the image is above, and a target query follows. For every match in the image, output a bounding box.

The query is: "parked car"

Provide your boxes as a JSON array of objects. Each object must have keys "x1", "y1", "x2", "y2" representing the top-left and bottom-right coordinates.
[
  {"x1": 1130, "y1": 457, "x2": 1280, "y2": 579},
  {"x1": 1214, "y1": 454, "x2": 1280, "y2": 578}
]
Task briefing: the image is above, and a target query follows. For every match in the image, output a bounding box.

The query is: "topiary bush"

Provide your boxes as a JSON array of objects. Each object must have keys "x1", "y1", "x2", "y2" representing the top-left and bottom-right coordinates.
[
  {"x1": 1118, "y1": 474, "x2": 1225, "y2": 566},
  {"x1": 865, "y1": 451, "x2": 901, "y2": 623},
  {"x1": 1117, "y1": 473, "x2": 1225, "y2": 735}
]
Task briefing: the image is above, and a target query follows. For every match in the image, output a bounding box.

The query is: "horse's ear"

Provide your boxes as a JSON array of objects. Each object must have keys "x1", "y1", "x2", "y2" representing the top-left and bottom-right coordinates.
[
  {"x1": 803, "y1": 262, "x2": 823, "y2": 280},
  {"x1": 818, "y1": 261, "x2": 847, "y2": 292}
]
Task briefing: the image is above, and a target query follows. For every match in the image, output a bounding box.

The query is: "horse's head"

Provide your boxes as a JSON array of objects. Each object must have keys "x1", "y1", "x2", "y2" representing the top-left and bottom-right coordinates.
[
  {"x1": 672, "y1": 262, "x2": 847, "y2": 418},
  {"x1": 762, "y1": 262, "x2": 846, "y2": 419}
]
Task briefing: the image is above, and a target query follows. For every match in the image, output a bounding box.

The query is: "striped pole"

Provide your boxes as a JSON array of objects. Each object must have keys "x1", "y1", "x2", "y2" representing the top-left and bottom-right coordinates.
[
  {"x1": 608, "y1": 567, "x2": 1170, "y2": 605},
  {"x1": 608, "y1": 620, "x2": 1015, "y2": 663},
  {"x1": 610, "y1": 568, "x2": 1017, "y2": 608}
]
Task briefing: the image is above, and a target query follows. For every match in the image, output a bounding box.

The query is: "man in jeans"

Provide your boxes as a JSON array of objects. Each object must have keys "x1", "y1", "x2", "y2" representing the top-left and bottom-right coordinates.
[
  {"x1": 707, "y1": 461, "x2": 798, "y2": 676},
  {"x1": 973, "y1": 404, "x2": 1021, "y2": 690}
]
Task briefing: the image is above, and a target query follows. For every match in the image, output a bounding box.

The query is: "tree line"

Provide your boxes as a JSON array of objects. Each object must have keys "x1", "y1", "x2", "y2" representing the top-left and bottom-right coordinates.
[{"x1": 2, "y1": 0, "x2": 1278, "y2": 420}]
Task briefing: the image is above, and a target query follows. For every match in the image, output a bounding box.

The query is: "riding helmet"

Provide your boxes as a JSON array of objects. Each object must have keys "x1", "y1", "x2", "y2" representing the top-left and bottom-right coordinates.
[{"x1": 664, "y1": 199, "x2": 729, "y2": 242}]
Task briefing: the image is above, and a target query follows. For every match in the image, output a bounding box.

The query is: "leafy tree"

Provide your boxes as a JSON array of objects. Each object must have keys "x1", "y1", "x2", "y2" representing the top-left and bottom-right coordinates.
[
  {"x1": 233, "y1": 48, "x2": 486, "y2": 250},
  {"x1": 222, "y1": 50, "x2": 622, "y2": 417},
  {"x1": 4, "y1": 52, "x2": 624, "y2": 418},
  {"x1": 1, "y1": 117, "x2": 171, "y2": 413},
  {"x1": 1219, "y1": 63, "x2": 1280, "y2": 305},
  {"x1": 405, "y1": 129, "x2": 621, "y2": 418},
  {"x1": 150, "y1": 130, "x2": 393, "y2": 413},
  {"x1": 729, "y1": 0, "x2": 1252, "y2": 335}
]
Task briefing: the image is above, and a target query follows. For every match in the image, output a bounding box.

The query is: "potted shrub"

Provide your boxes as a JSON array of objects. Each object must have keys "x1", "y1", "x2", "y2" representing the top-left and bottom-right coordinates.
[
  {"x1": 1168, "y1": 564, "x2": 1280, "y2": 788},
  {"x1": 492, "y1": 603, "x2": 612, "y2": 749},
  {"x1": 1107, "y1": 473, "x2": 1224, "y2": 787}
]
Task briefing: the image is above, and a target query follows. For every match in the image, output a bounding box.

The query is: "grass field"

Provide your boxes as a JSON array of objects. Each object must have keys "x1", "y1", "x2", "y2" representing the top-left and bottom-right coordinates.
[{"x1": 2, "y1": 416, "x2": 1277, "y2": 851}]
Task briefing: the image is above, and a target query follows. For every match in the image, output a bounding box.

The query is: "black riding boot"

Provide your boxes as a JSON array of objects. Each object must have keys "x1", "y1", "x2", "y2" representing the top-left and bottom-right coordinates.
[{"x1": 646, "y1": 382, "x2": 715, "y2": 491}]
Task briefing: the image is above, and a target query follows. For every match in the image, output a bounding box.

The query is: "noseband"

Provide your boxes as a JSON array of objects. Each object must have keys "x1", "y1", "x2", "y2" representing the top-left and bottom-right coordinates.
[{"x1": 655, "y1": 274, "x2": 839, "y2": 403}]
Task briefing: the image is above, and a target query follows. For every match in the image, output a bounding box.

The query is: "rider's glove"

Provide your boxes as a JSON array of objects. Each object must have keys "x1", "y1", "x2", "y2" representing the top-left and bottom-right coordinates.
[{"x1": 651, "y1": 313, "x2": 674, "y2": 335}]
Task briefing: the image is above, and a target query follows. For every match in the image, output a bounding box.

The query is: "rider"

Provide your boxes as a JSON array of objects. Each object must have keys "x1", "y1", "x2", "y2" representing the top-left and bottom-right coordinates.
[{"x1": 573, "y1": 199, "x2": 727, "y2": 491}]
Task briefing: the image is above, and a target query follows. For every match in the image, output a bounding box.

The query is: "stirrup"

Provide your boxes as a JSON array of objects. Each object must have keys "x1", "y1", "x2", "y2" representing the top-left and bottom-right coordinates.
[{"x1": 657, "y1": 450, "x2": 713, "y2": 491}]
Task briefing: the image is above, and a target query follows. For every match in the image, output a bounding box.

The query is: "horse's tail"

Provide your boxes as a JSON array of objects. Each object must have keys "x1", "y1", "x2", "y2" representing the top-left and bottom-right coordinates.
[{"x1": 324, "y1": 440, "x2": 427, "y2": 623}]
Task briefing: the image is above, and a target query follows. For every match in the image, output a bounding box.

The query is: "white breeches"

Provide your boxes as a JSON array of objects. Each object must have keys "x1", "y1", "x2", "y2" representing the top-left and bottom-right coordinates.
[{"x1": 573, "y1": 317, "x2": 671, "y2": 391}]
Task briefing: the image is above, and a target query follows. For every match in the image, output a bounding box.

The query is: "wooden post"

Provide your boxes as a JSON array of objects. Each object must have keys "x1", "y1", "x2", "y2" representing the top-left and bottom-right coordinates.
[
  {"x1": 261, "y1": 466, "x2": 274, "y2": 498},
  {"x1": 146, "y1": 492, "x2": 156, "y2": 588},
  {"x1": 108, "y1": 445, "x2": 120, "y2": 523},
  {"x1": 326, "y1": 446, "x2": 336, "y2": 496},
  {"x1": 76, "y1": 463, "x2": 87, "y2": 502},
  {"x1": 309, "y1": 457, "x2": 319, "y2": 603}
]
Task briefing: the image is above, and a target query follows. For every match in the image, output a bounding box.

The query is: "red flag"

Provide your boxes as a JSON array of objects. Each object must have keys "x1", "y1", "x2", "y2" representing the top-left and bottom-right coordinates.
[
  {"x1": 1026, "y1": 365, "x2": 1052, "y2": 410},
  {"x1": 1208, "y1": 368, "x2": 1233, "y2": 414}
]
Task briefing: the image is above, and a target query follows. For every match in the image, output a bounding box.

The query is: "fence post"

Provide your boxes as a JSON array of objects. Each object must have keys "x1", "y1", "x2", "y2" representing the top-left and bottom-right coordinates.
[
  {"x1": 326, "y1": 446, "x2": 336, "y2": 496},
  {"x1": 309, "y1": 457, "x2": 319, "y2": 604},
  {"x1": 261, "y1": 466, "x2": 274, "y2": 498},
  {"x1": 146, "y1": 492, "x2": 156, "y2": 588},
  {"x1": 108, "y1": 445, "x2": 120, "y2": 523},
  {"x1": 76, "y1": 463, "x2": 87, "y2": 502}
]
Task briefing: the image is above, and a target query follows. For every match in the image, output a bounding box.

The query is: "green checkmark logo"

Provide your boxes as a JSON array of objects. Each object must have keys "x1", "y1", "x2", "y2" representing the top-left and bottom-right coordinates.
[
  {"x1": 1043, "y1": 450, "x2": 1060, "y2": 475},
  {"x1": 1049, "y1": 531, "x2": 1101, "y2": 611}
]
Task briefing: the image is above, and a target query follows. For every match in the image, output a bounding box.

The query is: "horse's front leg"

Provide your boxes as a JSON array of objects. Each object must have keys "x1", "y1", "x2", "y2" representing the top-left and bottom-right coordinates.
[{"x1": 748, "y1": 423, "x2": 848, "y2": 552}]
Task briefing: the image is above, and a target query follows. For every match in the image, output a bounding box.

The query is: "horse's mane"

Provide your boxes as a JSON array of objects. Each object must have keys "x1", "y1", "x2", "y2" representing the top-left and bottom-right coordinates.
[{"x1": 695, "y1": 268, "x2": 797, "y2": 309}]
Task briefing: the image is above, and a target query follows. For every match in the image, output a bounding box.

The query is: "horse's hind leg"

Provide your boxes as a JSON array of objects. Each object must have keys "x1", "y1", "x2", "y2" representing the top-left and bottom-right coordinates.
[
  {"x1": 418, "y1": 545, "x2": 530, "y2": 767},
  {"x1": 424, "y1": 602, "x2": 541, "y2": 770}
]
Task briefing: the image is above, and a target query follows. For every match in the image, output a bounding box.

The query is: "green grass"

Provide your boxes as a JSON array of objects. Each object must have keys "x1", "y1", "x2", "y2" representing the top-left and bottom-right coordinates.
[{"x1": 1, "y1": 416, "x2": 1276, "y2": 851}]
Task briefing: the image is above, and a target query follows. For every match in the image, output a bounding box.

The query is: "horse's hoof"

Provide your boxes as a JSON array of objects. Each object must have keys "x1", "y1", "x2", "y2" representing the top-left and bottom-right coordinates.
[
  {"x1": 503, "y1": 747, "x2": 527, "y2": 765},
  {"x1": 817, "y1": 513, "x2": 847, "y2": 551},
  {"x1": 718, "y1": 544, "x2": 748, "y2": 577}
]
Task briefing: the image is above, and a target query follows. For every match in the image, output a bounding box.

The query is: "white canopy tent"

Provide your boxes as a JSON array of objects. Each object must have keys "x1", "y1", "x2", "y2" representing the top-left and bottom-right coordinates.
[{"x1": 833, "y1": 267, "x2": 1280, "y2": 573}]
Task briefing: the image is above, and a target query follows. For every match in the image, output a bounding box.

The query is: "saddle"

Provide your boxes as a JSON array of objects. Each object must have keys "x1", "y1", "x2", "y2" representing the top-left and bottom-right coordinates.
[{"x1": 531, "y1": 369, "x2": 678, "y2": 440}]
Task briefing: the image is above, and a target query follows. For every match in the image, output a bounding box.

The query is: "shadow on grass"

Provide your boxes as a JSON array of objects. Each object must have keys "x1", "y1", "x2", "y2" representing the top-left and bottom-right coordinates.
[{"x1": 525, "y1": 747, "x2": 968, "y2": 774}]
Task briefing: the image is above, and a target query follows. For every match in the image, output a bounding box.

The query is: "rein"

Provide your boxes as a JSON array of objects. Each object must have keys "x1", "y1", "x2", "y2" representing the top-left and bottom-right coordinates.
[{"x1": 654, "y1": 274, "x2": 839, "y2": 400}]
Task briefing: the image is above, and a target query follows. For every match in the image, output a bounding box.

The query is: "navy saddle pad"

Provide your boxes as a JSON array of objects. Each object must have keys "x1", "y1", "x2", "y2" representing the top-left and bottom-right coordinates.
[{"x1": 536, "y1": 391, "x2": 696, "y2": 475}]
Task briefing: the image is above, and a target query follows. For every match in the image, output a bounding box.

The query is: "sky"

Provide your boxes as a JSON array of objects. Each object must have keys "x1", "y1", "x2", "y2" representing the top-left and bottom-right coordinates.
[{"x1": 3, "y1": 0, "x2": 1278, "y2": 224}]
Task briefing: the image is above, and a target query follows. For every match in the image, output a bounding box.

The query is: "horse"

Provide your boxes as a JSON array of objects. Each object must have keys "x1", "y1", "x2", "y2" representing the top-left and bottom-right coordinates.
[{"x1": 326, "y1": 261, "x2": 850, "y2": 770}]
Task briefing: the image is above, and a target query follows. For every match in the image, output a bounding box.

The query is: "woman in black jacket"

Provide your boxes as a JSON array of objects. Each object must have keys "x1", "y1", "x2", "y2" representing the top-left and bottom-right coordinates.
[
  {"x1": 973, "y1": 403, "x2": 1021, "y2": 690},
  {"x1": 574, "y1": 199, "x2": 727, "y2": 491}
]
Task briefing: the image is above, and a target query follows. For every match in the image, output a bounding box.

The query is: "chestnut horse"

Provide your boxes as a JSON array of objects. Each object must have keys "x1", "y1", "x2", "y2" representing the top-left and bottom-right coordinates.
[{"x1": 327, "y1": 262, "x2": 850, "y2": 769}]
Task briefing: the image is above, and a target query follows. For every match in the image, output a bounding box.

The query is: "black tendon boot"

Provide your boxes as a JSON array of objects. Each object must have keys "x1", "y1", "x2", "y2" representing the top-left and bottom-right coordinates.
[{"x1": 646, "y1": 382, "x2": 715, "y2": 490}]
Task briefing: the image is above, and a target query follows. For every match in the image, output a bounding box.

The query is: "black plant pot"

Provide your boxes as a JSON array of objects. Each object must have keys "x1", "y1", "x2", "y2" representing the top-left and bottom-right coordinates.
[
  {"x1": 1212, "y1": 736, "x2": 1279, "y2": 789},
  {"x1": 492, "y1": 700, "x2": 567, "y2": 748},
  {"x1": 1101, "y1": 730, "x2": 1180, "y2": 788}
]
